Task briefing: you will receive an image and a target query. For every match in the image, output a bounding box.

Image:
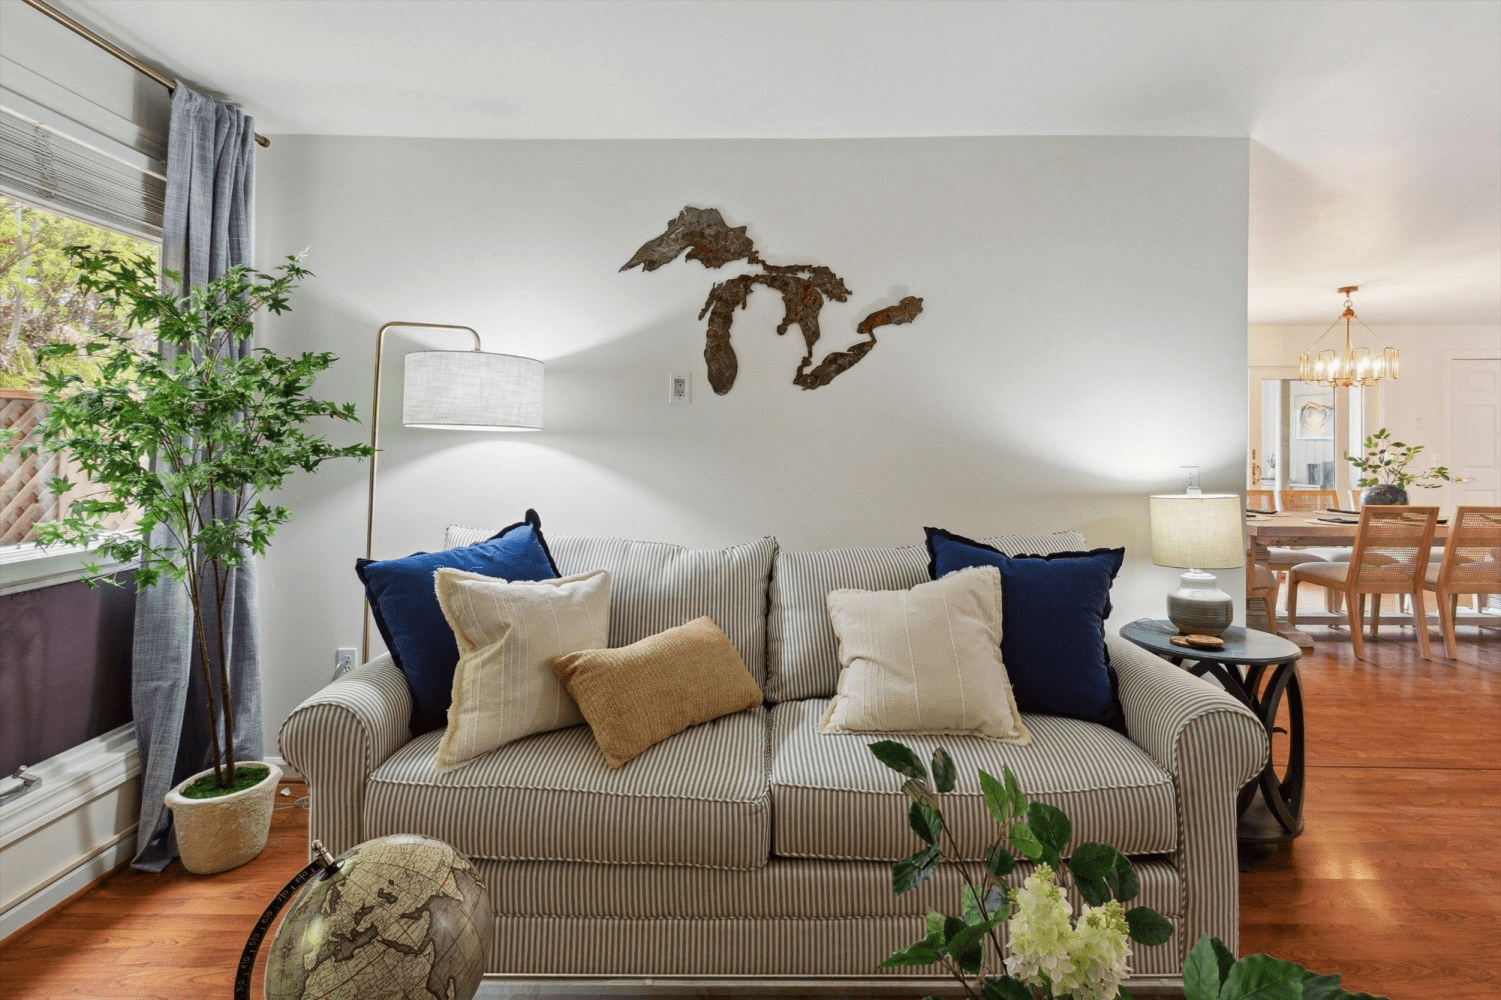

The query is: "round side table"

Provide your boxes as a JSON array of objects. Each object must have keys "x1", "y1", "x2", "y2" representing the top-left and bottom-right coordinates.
[{"x1": 1118, "y1": 619, "x2": 1305, "y2": 846}]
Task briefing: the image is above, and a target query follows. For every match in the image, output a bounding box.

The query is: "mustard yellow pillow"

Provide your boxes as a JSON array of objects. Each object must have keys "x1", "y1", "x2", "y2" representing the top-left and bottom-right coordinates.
[{"x1": 550, "y1": 616, "x2": 763, "y2": 768}]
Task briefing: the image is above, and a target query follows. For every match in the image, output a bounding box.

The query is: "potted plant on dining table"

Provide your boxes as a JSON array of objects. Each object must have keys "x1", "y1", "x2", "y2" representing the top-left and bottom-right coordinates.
[{"x1": 1348, "y1": 428, "x2": 1454, "y2": 505}]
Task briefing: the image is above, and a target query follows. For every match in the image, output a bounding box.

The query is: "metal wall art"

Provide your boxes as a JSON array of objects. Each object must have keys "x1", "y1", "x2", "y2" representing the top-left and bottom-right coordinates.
[{"x1": 621, "y1": 206, "x2": 923, "y2": 394}]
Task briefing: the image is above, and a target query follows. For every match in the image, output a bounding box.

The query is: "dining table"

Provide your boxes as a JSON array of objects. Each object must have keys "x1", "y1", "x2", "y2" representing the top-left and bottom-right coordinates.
[{"x1": 1245, "y1": 509, "x2": 1451, "y2": 647}]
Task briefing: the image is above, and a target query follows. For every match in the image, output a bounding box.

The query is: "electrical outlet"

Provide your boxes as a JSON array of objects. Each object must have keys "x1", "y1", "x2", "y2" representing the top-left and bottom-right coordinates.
[
  {"x1": 668, "y1": 371, "x2": 691, "y2": 405},
  {"x1": 333, "y1": 647, "x2": 357, "y2": 681}
]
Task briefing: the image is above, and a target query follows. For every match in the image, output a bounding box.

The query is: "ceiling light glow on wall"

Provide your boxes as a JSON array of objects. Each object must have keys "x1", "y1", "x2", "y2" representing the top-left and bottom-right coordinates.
[{"x1": 1298, "y1": 286, "x2": 1399, "y2": 388}]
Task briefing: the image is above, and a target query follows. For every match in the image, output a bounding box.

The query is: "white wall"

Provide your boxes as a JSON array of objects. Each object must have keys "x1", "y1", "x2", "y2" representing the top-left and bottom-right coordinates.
[
  {"x1": 1250, "y1": 323, "x2": 1501, "y2": 503},
  {"x1": 253, "y1": 136, "x2": 1249, "y2": 750}
]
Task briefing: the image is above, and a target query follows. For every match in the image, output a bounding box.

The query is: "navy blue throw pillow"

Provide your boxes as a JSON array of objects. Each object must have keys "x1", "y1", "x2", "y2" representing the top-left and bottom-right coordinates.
[
  {"x1": 356, "y1": 509, "x2": 559, "y2": 735},
  {"x1": 924, "y1": 527, "x2": 1127, "y2": 733}
]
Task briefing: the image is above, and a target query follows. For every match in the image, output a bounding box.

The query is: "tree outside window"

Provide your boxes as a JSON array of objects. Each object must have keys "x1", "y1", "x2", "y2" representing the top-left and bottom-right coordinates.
[{"x1": 1, "y1": 195, "x2": 158, "y2": 546}]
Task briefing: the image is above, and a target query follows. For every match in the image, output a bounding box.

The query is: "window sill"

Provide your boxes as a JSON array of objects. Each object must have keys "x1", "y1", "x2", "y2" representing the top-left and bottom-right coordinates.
[{"x1": 0, "y1": 539, "x2": 138, "y2": 597}]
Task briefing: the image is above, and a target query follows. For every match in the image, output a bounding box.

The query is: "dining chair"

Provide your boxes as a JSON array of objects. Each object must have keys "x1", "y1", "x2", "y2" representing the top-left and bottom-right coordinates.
[
  {"x1": 1247, "y1": 489, "x2": 1277, "y2": 513},
  {"x1": 1278, "y1": 489, "x2": 1341, "y2": 512},
  {"x1": 1421, "y1": 506, "x2": 1501, "y2": 660},
  {"x1": 1246, "y1": 548, "x2": 1280, "y2": 629},
  {"x1": 1348, "y1": 489, "x2": 1362, "y2": 509},
  {"x1": 1269, "y1": 489, "x2": 1346, "y2": 610},
  {"x1": 1287, "y1": 505, "x2": 1439, "y2": 661}
]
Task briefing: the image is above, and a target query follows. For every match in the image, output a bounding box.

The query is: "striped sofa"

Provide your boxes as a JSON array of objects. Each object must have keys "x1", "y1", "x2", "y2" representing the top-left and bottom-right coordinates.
[{"x1": 280, "y1": 529, "x2": 1267, "y2": 983}]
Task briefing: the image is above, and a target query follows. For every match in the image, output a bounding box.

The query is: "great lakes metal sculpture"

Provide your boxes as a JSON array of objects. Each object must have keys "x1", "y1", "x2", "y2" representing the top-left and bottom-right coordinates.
[{"x1": 621, "y1": 206, "x2": 923, "y2": 394}]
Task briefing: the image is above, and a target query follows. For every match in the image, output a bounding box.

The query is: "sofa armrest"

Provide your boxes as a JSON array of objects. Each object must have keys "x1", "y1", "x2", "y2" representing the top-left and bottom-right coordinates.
[
  {"x1": 1107, "y1": 633, "x2": 1269, "y2": 961},
  {"x1": 277, "y1": 654, "x2": 412, "y2": 857}
]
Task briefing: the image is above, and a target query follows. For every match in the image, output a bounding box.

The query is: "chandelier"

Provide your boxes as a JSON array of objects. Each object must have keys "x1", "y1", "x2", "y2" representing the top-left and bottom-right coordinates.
[{"x1": 1298, "y1": 286, "x2": 1399, "y2": 388}]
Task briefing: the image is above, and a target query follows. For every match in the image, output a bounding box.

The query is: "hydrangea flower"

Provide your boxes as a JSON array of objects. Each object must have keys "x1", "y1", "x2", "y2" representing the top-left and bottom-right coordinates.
[
  {"x1": 1003, "y1": 864, "x2": 1076, "y2": 992},
  {"x1": 1057, "y1": 899, "x2": 1132, "y2": 1000}
]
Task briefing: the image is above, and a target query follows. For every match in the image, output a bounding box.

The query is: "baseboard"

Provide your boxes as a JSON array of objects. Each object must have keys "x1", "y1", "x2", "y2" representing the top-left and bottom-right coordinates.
[{"x1": 0, "y1": 723, "x2": 140, "y2": 942}]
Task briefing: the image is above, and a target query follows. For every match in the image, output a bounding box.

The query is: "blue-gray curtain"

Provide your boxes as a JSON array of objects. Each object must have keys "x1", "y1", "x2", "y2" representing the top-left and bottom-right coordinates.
[{"x1": 131, "y1": 84, "x2": 261, "y2": 871}]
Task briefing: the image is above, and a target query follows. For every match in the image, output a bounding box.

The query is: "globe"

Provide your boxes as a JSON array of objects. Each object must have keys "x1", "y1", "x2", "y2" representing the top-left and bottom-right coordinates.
[{"x1": 263, "y1": 834, "x2": 493, "y2": 1000}]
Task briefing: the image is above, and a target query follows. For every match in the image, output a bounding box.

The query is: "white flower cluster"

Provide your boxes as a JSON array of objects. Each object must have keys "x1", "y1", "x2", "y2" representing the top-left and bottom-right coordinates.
[{"x1": 1003, "y1": 865, "x2": 1132, "y2": 999}]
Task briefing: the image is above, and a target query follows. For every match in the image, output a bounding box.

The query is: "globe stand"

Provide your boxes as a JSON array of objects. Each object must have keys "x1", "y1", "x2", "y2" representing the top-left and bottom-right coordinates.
[{"x1": 235, "y1": 840, "x2": 337, "y2": 1000}]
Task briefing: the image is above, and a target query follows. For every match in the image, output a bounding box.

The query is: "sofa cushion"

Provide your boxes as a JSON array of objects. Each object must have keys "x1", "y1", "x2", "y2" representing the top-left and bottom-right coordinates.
[
  {"x1": 820, "y1": 567, "x2": 1029, "y2": 744},
  {"x1": 770, "y1": 698, "x2": 1176, "y2": 862},
  {"x1": 432, "y1": 568, "x2": 611, "y2": 774},
  {"x1": 766, "y1": 531, "x2": 1087, "y2": 702},
  {"x1": 925, "y1": 529, "x2": 1128, "y2": 732},
  {"x1": 366, "y1": 705, "x2": 771, "y2": 870},
  {"x1": 447, "y1": 528, "x2": 777, "y2": 688},
  {"x1": 361, "y1": 510, "x2": 560, "y2": 734},
  {"x1": 552, "y1": 616, "x2": 764, "y2": 768}
]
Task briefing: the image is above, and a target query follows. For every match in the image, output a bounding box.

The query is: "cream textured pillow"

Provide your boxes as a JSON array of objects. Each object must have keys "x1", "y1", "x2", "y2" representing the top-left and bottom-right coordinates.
[
  {"x1": 433, "y1": 567, "x2": 610, "y2": 773},
  {"x1": 550, "y1": 616, "x2": 764, "y2": 769},
  {"x1": 819, "y1": 565, "x2": 1030, "y2": 743}
]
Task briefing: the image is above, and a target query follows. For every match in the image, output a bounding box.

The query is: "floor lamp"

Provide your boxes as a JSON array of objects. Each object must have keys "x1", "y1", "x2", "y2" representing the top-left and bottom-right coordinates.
[{"x1": 362, "y1": 320, "x2": 544, "y2": 660}]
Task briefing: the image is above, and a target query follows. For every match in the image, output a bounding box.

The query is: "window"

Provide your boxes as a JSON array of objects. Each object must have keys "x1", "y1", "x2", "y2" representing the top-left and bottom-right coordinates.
[{"x1": 1, "y1": 194, "x2": 158, "y2": 549}]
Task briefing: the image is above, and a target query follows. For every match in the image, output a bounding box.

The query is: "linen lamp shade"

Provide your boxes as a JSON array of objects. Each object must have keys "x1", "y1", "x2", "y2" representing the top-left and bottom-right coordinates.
[
  {"x1": 403, "y1": 351, "x2": 544, "y2": 431},
  {"x1": 1149, "y1": 493, "x2": 1244, "y2": 636}
]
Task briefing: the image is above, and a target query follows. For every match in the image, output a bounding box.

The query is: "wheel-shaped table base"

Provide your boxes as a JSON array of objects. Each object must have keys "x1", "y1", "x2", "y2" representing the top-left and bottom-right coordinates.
[{"x1": 1118, "y1": 620, "x2": 1305, "y2": 848}]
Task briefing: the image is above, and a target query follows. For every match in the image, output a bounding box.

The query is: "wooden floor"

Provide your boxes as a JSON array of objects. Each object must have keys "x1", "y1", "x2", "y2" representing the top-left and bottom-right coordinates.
[{"x1": 1, "y1": 623, "x2": 1496, "y2": 1000}]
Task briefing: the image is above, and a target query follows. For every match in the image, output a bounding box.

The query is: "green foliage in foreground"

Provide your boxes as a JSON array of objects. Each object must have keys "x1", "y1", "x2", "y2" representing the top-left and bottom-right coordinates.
[
  {"x1": 29, "y1": 246, "x2": 373, "y2": 790},
  {"x1": 869, "y1": 741, "x2": 1388, "y2": 1000}
]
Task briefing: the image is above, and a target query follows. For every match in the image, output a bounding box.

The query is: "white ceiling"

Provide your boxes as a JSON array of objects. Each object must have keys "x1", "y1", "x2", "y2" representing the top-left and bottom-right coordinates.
[{"x1": 46, "y1": 0, "x2": 1501, "y2": 325}]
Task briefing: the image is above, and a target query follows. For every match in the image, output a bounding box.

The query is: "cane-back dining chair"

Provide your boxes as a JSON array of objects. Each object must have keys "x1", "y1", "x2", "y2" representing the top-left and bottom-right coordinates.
[
  {"x1": 1247, "y1": 489, "x2": 1277, "y2": 513},
  {"x1": 1278, "y1": 489, "x2": 1341, "y2": 512},
  {"x1": 1287, "y1": 505, "x2": 1439, "y2": 661},
  {"x1": 1422, "y1": 506, "x2": 1501, "y2": 660}
]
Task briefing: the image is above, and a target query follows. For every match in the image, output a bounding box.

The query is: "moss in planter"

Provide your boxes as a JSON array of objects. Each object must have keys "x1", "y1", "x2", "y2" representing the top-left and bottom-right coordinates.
[{"x1": 180, "y1": 764, "x2": 271, "y2": 799}]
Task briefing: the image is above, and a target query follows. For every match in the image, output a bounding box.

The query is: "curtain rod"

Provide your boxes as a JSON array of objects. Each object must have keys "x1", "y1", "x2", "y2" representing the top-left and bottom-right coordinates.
[{"x1": 22, "y1": 0, "x2": 271, "y2": 148}]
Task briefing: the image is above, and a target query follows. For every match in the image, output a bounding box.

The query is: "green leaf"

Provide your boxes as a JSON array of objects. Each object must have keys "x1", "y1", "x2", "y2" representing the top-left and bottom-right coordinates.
[
  {"x1": 1299, "y1": 974, "x2": 1348, "y2": 1000},
  {"x1": 931, "y1": 747, "x2": 957, "y2": 793},
  {"x1": 961, "y1": 883, "x2": 1009, "y2": 924},
  {"x1": 1004, "y1": 765, "x2": 1027, "y2": 815},
  {"x1": 1182, "y1": 936, "x2": 1227, "y2": 1000},
  {"x1": 892, "y1": 844, "x2": 941, "y2": 896},
  {"x1": 1075, "y1": 874, "x2": 1111, "y2": 907},
  {"x1": 947, "y1": 914, "x2": 1000, "y2": 974},
  {"x1": 979, "y1": 769, "x2": 1010, "y2": 824},
  {"x1": 902, "y1": 777, "x2": 939, "y2": 807},
  {"x1": 1026, "y1": 801, "x2": 1070, "y2": 854},
  {"x1": 909, "y1": 800, "x2": 944, "y2": 845},
  {"x1": 1008, "y1": 820, "x2": 1043, "y2": 860},
  {"x1": 869, "y1": 740, "x2": 927, "y2": 783},
  {"x1": 1124, "y1": 906, "x2": 1173, "y2": 946},
  {"x1": 985, "y1": 842, "x2": 1016, "y2": 880},
  {"x1": 877, "y1": 941, "x2": 942, "y2": 968},
  {"x1": 1217, "y1": 954, "x2": 1310, "y2": 1000},
  {"x1": 1106, "y1": 851, "x2": 1141, "y2": 903},
  {"x1": 1068, "y1": 842, "x2": 1118, "y2": 880},
  {"x1": 982, "y1": 977, "x2": 1034, "y2": 1000}
]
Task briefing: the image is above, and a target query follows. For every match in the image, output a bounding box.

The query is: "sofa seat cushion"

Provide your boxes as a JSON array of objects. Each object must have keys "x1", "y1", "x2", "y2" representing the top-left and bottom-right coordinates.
[
  {"x1": 767, "y1": 531, "x2": 1087, "y2": 703},
  {"x1": 769, "y1": 699, "x2": 1176, "y2": 862},
  {"x1": 366, "y1": 706, "x2": 771, "y2": 870}
]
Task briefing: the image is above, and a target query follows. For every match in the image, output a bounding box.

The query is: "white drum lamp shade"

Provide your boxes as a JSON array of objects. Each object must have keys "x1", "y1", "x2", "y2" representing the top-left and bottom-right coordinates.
[
  {"x1": 1149, "y1": 493, "x2": 1244, "y2": 636},
  {"x1": 403, "y1": 351, "x2": 544, "y2": 431}
]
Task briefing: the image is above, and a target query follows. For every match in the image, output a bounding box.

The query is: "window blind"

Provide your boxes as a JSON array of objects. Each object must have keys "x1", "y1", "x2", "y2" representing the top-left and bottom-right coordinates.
[{"x1": 0, "y1": 108, "x2": 163, "y2": 241}]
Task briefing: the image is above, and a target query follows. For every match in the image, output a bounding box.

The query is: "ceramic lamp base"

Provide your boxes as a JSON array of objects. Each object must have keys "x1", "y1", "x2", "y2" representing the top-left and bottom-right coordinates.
[{"x1": 1166, "y1": 570, "x2": 1233, "y2": 637}]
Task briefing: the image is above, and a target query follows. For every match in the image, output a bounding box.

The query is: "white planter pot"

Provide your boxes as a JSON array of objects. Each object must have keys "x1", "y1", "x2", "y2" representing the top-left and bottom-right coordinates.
[{"x1": 164, "y1": 760, "x2": 282, "y2": 875}]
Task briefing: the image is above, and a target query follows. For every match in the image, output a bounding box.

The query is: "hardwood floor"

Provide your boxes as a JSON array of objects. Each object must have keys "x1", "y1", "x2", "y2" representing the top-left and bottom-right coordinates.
[{"x1": 1, "y1": 624, "x2": 1495, "y2": 999}]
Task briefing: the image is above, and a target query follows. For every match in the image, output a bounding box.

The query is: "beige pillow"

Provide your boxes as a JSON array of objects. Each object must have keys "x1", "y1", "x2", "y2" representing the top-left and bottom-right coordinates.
[
  {"x1": 819, "y1": 565, "x2": 1030, "y2": 743},
  {"x1": 433, "y1": 567, "x2": 610, "y2": 773},
  {"x1": 550, "y1": 616, "x2": 764, "y2": 769}
]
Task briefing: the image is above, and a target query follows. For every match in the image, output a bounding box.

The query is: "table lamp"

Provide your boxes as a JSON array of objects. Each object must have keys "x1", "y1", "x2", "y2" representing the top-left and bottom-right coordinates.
[{"x1": 1149, "y1": 492, "x2": 1244, "y2": 636}]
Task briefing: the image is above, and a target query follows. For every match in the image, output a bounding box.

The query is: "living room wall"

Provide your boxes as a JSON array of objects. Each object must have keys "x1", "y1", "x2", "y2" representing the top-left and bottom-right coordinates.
[{"x1": 252, "y1": 136, "x2": 1249, "y2": 753}]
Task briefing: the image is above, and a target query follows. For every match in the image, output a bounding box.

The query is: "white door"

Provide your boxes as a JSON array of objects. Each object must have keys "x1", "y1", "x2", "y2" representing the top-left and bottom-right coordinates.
[{"x1": 1446, "y1": 358, "x2": 1501, "y2": 507}]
